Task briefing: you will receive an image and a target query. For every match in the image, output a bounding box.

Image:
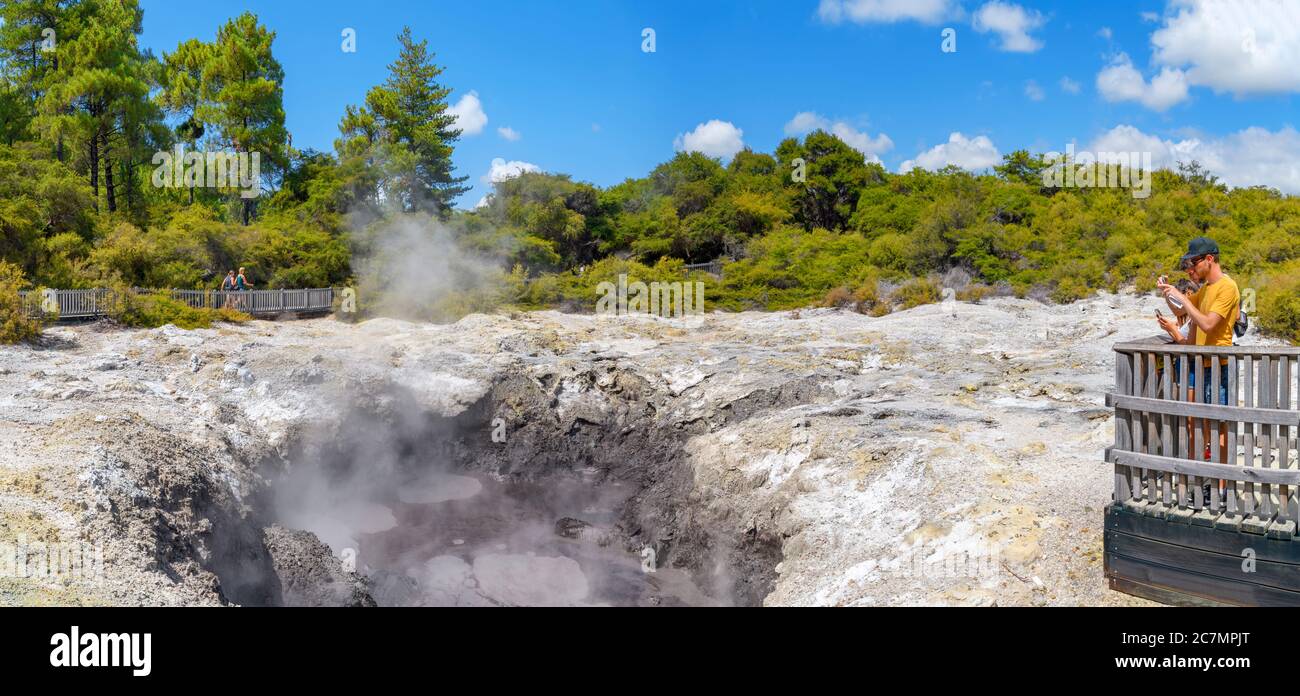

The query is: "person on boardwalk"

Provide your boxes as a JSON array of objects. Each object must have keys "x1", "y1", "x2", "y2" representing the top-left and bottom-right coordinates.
[
  {"x1": 233, "y1": 267, "x2": 254, "y2": 309},
  {"x1": 220, "y1": 270, "x2": 237, "y2": 309},
  {"x1": 1156, "y1": 237, "x2": 1240, "y2": 507},
  {"x1": 1156, "y1": 278, "x2": 1200, "y2": 345}
]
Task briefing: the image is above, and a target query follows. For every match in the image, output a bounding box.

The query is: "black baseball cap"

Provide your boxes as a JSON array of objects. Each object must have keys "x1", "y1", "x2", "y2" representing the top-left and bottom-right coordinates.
[{"x1": 1180, "y1": 236, "x2": 1219, "y2": 267}]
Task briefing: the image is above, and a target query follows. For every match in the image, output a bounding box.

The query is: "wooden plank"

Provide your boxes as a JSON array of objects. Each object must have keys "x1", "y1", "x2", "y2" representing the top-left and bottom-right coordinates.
[
  {"x1": 1104, "y1": 393, "x2": 1300, "y2": 427},
  {"x1": 1108, "y1": 575, "x2": 1231, "y2": 607},
  {"x1": 1146, "y1": 352, "x2": 1159, "y2": 506},
  {"x1": 1105, "y1": 553, "x2": 1300, "y2": 607},
  {"x1": 1114, "y1": 340, "x2": 1300, "y2": 357},
  {"x1": 1107, "y1": 450, "x2": 1300, "y2": 486},
  {"x1": 1282, "y1": 358, "x2": 1293, "y2": 523},
  {"x1": 1107, "y1": 504, "x2": 1300, "y2": 565},
  {"x1": 1131, "y1": 352, "x2": 1143, "y2": 500},
  {"x1": 1115, "y1": 352, "x2": 1133, "y2": 502},
  {"x1": 1211, "y1": 361, "x2": 1222, "y2": 512},
  {"x1": 1284, "y1": 359, "x2": 1294, "y2": 522},
  {"x1": 1108, "y1": 531, "x2": 1300, "y2": 594},
  {"x1": 1180, "y1": 352, "x2": 1190, "y2": 509},
  {"x1": 1261, "y1": 356, "x2": 1275, "y2": 520},
  {"x1": 1246, "y1": 355, "x2": 1257, "y2": 516},
  {"x1": 1170, "y1": 353, "x2": 1180, "y2": 507},
  {"x1": 1228, "y1": 355, "x2": 1240, "y2": 517}
]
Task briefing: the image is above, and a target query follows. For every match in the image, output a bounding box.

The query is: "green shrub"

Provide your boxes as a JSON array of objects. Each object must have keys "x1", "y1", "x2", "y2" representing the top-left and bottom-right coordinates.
[
  {"x1": 0, "y1": 262, "x2": 42, "y2": 344},
  {"x1": 956, "y1": 284, "x2": 993, "y2": 303},
  {"x1": 891, "y1": 278, "x2": 941, "y2": 310},
  {"x1": 1256, "y1": 262, "x2": 1300, "y2": 343},
  {"x1": 1050, "y1": 275, "x2": 1092, "y2": 304},
  {"x1": 111, "y1": 289, "x2": 250, "y2": 329},
  {"x1": 823, "y1": 286, "x2": 855, "y2": 309}
]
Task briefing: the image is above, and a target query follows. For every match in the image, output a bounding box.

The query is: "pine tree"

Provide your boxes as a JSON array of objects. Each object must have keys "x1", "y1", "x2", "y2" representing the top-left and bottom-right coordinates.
[
  {"x1": 338, "y1": 27, "x2": 468, "y2": 214},
  {"x1": 34, "y1": 0, "x2": 157, "y2": 213},
  {"x1": 0, "y1": 0, "x2": 70, "y2": 154},
  {"x1": 159, "y1": 38, "x2": 213, "y2": 205},
  {"x1": 200, "y1": 12, "x2": 287, "y2": 225}
]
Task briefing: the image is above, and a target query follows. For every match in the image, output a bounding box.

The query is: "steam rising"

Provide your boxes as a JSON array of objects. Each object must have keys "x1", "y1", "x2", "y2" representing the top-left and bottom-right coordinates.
[
  {"x1": 266, "y1": 214, "x2": 722, "y2": 606},
  {"x1": 351, "y1": 214, "x2": 505, "y2": 322}
]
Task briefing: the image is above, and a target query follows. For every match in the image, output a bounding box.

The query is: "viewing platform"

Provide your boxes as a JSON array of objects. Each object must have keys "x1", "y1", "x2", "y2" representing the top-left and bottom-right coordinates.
[
  {"x1": 1105, "y1": 337, "x2": 1300, "y2": 606},
  {"x1": 19, "y1": 287, "x2": 338, "y2": 320}
]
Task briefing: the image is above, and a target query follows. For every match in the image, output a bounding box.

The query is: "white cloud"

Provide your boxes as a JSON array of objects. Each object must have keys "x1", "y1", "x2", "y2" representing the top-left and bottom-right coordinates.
[
  {"x1": 497, "y1": 126, "x2": 521, "y2": 142},
  {"x1": 784, "y1": 112, "x2": 827, "y2": 135},
  {"x1": 1098, "y1": 26, "x2": 1113, "y2": 40},
  {"x1": 783, "y1": 112, "x2": 893, "y2": 162},
  {"x1": 449, "y1": 91, "x2": 488, "y2": 136},
  {"x1": 1140, "y1": 11, "x2": 1160, "y2": 22},
  {"x1": 1059, "y1": 76, "x2": 1081, "y2": 94},
  {"x1": 1150, "y1": 0, "x2": 1300, "y2": 96},
  {"x1": 1087, "y1": 123, "x2": 1300, "y2": 193},
  {"x1": 817, "y1": 0, "x2": 959, "y2": 24},
  {"x1": 1024, "y1": 80, "x2": 1045, "y2": 101},
  {"x1": 972, "y1": 2, "x2": 1046, "y2": 52},
  {"x1": 482, "y1": 157, "x2": 540, "y2": 184},
  {"x1": 1096, "y1": 53, "x2": 1189, "y2": 111},
  {"x1": 900, "y1": 132, "x2": 1001, "y2": 172},
  {"x1": 673, "y1": 120, "x2": 745, "y2": 160}
]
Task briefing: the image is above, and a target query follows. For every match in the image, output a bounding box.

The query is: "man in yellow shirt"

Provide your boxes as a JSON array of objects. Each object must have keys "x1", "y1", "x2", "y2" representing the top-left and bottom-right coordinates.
[{"x1": 1156, "y1": 237, "x2": 1239, "y2": 469}]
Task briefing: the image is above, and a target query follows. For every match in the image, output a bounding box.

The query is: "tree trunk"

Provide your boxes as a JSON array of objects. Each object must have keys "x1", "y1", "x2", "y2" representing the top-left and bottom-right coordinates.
[
  {"x1": 104, "y1": 132, "x2": 117, "y2": 213},
  {"x1": 88, "y1": 137, "x2": 99, "y2": 211}
]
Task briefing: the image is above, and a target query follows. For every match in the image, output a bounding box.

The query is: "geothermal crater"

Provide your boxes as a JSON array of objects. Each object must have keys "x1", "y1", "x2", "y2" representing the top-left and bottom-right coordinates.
[{"x1": 3, "y1": 293, "x2": 1233, "y2": 606}]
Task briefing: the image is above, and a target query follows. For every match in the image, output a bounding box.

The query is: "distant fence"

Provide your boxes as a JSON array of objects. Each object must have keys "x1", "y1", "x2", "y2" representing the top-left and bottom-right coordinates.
[
  {"x1": 683, "y1": 259, "x2": 725, "y2": 277},
  {"x1": 18, "y1": 287, "x2": 336, "y2": 320}
]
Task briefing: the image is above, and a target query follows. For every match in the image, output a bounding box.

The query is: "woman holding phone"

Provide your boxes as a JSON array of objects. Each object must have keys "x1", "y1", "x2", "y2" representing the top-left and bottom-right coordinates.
[{"x1": 1156, "y1": 278, "x2": 1199, "y2": 344}]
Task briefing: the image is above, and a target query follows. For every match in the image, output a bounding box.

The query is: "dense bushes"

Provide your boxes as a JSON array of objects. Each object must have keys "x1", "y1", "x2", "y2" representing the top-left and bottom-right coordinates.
[
  {"x1": 109, "y1": 289, "x2": 250, "y2": 330},
  {"x1": 449, "y1": 141, "x2": 1299, "y2": 341},
  {"x1": 1255, "y1": 260, "x2": 1300, "y2": 344},
  {"x1": 0, "y1": 261, "x2": 43, "y2": 344}
]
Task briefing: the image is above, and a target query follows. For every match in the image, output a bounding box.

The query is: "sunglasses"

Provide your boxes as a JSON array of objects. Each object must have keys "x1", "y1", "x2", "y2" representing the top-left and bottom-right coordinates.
[{"x1": 1181, "y1": 255, "x2": 1207, "y2": 271}]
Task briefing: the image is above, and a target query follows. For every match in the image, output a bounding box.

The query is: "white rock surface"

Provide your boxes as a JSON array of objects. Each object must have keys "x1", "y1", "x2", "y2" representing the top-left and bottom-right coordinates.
[{"x1": 0, "y1": 292, "x2": 1284, "y2": 606}]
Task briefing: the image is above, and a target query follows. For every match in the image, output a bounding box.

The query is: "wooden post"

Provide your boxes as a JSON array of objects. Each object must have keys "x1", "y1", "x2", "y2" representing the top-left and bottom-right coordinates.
[
  {"x1": 1179, "y1": 353, "x2": 1191, "y2": 511},
  {"x1": 1282, "y1": 357, "x2": 1294, "y2": 526},
  {"x1": 1131, "y1": 352, "x2": 1144, "y2": 504},
  {"x1": 1259, "y1": 356, "x2": 1274, "y2": 524},
  {"x1": 1162, "y1": 353, "x2": 1173, "y2": 509},
  {"x1": 1227, "y1": 355, "x2": 1240, "y2": 521},
  {"x1": 1116, "y1": 350, "x2": 1133, "y2": 503}
]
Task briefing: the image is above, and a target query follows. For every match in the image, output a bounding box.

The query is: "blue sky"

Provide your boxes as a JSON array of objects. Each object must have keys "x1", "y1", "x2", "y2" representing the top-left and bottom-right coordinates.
[{"x1": 136, "y1": 0, "x2": 1300, "y2": 204}]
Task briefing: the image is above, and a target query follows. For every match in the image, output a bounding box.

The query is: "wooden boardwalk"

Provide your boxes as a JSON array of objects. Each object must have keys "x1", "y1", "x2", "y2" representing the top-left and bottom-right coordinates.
[
  {"x1": 1105, "y1": 337, "x2": 1300, "y2": 605},
  {"x1": 19, "y1": 287, "x2": 337, "y2": 320}
]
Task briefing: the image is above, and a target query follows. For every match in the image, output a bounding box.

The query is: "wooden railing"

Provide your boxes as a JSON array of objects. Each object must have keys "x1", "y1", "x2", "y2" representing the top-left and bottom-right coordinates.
[
  {"x1": 19, "y1": 287, "x2": 336, "y2": 320},
  {"x1": 1107, "y1": 338, "x2": 1300, "y2": 536}
]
